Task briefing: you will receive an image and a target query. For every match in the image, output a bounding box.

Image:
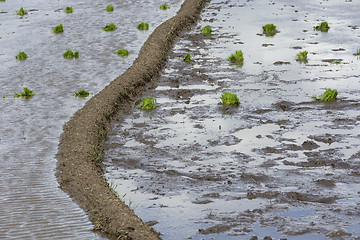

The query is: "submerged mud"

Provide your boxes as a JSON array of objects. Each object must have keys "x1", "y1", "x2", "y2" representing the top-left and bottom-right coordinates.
[{"x1": 104, "y1": 0, "x2": 360, "y2": 239}]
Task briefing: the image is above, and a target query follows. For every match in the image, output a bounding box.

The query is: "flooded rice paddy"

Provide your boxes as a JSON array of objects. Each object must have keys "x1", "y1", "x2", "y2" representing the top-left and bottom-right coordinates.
[
  {"x1": 0, "y1": 0, "x2": 182, "y2": 238},
  {"x1": 104, "y1": 0, "x2": 360, "y2": 239}
]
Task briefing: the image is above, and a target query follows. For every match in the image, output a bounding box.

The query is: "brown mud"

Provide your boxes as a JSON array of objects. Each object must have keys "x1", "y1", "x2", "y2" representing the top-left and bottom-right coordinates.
[{"x1": 56, "y1": 0, "x2": 208, "y2": 239}]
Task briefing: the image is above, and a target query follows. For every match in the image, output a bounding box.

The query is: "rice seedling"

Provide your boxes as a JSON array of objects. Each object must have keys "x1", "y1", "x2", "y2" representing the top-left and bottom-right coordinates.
[
  {"x1": 74, "y1": 90, "x2": 89, "y2": 97},
  {"x1": 17, "y1": 7, "x2": 28, "y2": 16},
  {"x1": 262, "y1": 24, "x2": 278, "y2": 36},
  {"x1": 139, "y1": 98, "x2": 156, "y2": 109},
  {"x1": 137, "y1": 22, "x2": 149, "y2": 31},
  {"x1": 201, "y1": 26, "x2": 212, "y2": 34},
  {"x1": 296, "y1": 50, "x2": 308, "y2": 62},
  {"x1": 15, "y1": 51, "x2": 28, "y2": 60},
  {"x1": 117, "y1": 49, "x2": 129, "y2": 57},
  {"x1": 52, "y1": 24, "x2": 64, "y2": 33},
  {"x1": 352, "y1": 49, "x2": 360, "y2": 56},
  {"x1": 103, "y1": 23, "x2": 117, "y2": 31},
  {"x1": 221, "y1": 92, "x2": 240, "y2": 106},
  {"x1": 160, "y1": 3, "x2": 169, "y2": 10},
  {"x1": 63, "y1": 50, "x2": 79, "y2": 59},
  {"x1": 314, "y1": 21, "x2": 330, "y2": 32},
  {"x1": 330, "y1": 60, "x2": 341, "y2": 64},
  {"x1": 0, "y1": 0, "x2": 6, "y2": 2},
  {"x1": 312, "y1": 89, "x2": 338, "y2": 101},
  {"x1": 64, "y1": 6, "x2": 73, "y2": 13},
  {"x1": 183, "y1": 53, "x2": 192, "y2": 62},
  {"x1": 106, "y1": 5, "x2": 114, "y2": 12},
  {"x1": 227, "y1": 50, "x2": 244, "y2": 63},
  {"x1": 14, "y1": 87, "x2": 35, "y2": 98}
]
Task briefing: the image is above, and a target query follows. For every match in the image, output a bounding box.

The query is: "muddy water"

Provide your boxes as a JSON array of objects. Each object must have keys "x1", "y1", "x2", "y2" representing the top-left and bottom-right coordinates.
[
  {"x1": 0, "y1": 0, "x2": 182, "y2": 238},
  {"x1": 104, "y1": 0, "x2": 360, "y2": 239}
]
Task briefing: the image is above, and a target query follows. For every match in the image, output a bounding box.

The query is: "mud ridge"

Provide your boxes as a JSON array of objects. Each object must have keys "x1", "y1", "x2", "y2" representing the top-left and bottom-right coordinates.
[{"x1": 56, "y1": 0, "x2": 208, "y2": 239}]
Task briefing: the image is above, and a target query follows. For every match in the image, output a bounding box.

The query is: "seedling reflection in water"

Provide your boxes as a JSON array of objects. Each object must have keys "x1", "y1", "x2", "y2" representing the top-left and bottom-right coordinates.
[
  {"x1": 52, "y1": 24, "x2": 64, "y2": 33},
  {"x1": 63, "y1": 50, "x2": 79, "y2": 59},
  {"x1": 139, "y1": 98, "x2": 156, "y2": 109},
  {"x1": 103, "y1": 23, "x2": 117, "y2": 31},
  {"x1": 183, "y1": 53, "x2": 192, "y2": 62},
  {"x1": 74, "y1": 90, "x2": 89, "y2": 97},
  {"x1": 106, "y1": 5, "x2": 114, "y2": 12},
  {"x1": 312, "y1": 89, "x2": 338, "y2": 101},
  {"x1": 201, "y1": 26, "x2": 212, "y2": 34},
  {"x1": 227, "y1": 50, "x2": 244, "y2": 64},
  {"x1": 160, "y1": 3, "x2": 169, "y2": 10},
  {"x1": 117, "y1": 49, "x2": 129, "y2": 57},
  {"x1": 17, "y1": 7, "x2": 28, "y2": 16},
  {"x1": 16, "y1": 51, "x2": 28, "y2": 60},
  {"x1": 14, "y1": 87, "x2": 35, "y2": 98},
  {"x1": 221, "y1": 92, "x2": 240, "y2": 106},
  {"x1": 64, "y1": 6, "x2": 73, "y2": 13},
  {"x1": 296, "y1": 51, "x2": 308, "y2": 63},
  {"x1": 262, "y1": 24, "x2": 278, "y2": 36},
  {"x1": 314, "y1": 21, "x2": 330, "y2": 32},
  {"x1": 137, "y1": 22, "x2": 149, "y2": 31}
]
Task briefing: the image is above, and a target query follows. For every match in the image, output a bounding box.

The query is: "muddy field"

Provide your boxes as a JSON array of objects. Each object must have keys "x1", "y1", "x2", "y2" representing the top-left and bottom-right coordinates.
[{"x1": 104, "y1": 0, "x2": 360, "y2": 239}]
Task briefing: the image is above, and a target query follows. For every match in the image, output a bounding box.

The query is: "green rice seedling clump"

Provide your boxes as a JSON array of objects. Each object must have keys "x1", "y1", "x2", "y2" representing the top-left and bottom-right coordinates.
[
  {"x1": 139, "y1": 98, "x2": 156, "y2": 110},
  {"x1": 137, "y1": 22, "x2": 149, "y2": 31},
  {"x1": 160, "y1": 3, "x2": 169, "y2": 10},
  {"x1": 331, "y1": 61, "x2": 341, "y2": 64},
  {"x1": 74, "y1": 90, "x2": 89, "y2": 97},
  {"x1": 103, "y1": 23, "x2": 117, "y2": 31},
  {"x1": 52, "y1": 24, "x2": 64, "y2": 33},
  {"x1": 0, "y1": 0, "x2": 6, "y2": 2},
  {"x1": 117, "y1": 49, "x2": 129, "y2": 57},
  {"x1": 106, "y1": 5, "x2": 114, "y2": 12},
  {"x1": 296, "y1": 50, "x2": 308, "y2": 62},
  {"x1": 64, "y1": 6, "x2": 73, "y2": 13},
  {"x1": 262, "y1": 23, "x2": 278, "y2": 36},
  {"x1": 15, "y1": 51, "x2": 28, "y2": 60},
  {"x1": 312, "y1": 89, "x2": 338, "y2": 101},
  {"x1": 183, "y1": 53, "x2": 192, "y2": 62},
  {"x1": 227, "y1": 50, "x2": 244, "y2": 63},
  {"x1": 353, "y1": 49, "x2": 360, "y2": 56},
  {"x1": 14, "y1": 87, "x2": 35, "y2": 98},
  {"x1": 17, "y1": 7, "x2": 28, "y2": 16},
  {"x1": 314, "y1": 21, "x2": 330, "y2": 32},
  {"x1": 221, "y1": 92, "x2": 240, "y2": 106},
  {"x1": 201, "y1": 26, "x2": 212, "y2": 34},
  {"x1": 63, "y1": 50, "x2": 79, "y2": 59}
]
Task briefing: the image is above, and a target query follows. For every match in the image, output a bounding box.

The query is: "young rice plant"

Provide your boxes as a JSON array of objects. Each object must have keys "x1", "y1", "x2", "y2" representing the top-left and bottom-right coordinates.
[
  {"x1": 14, "y1": 87, "x2": 35, "y2": 98},
  {"x1": 296, "y1": 50, "x2": 308, "y2": 62},
  {"x1": 314, "y1": 21, "x2": 330, "y2": 32},
  {"x1": 106, "y1": 5, "x2": 114, "y2": 12},
  {"x1": 353, "y1": 49, "x2": 360, "y2": 56},
  {"x1": 137, "y1": 22, "x2": 149, "y2": 31},
  {"x1": 103, "y1": 23, "x2": 117, "y2": 31},
  {"x1": 52, "y1": 24, "x2": 64, "y2": 33},
  {"x1": 221, "y1": 92, "x2": 240, "y2": 106},
  {"x1": 262, "y1": 24, "x2": 278, "y2": 36},
  {"x1": 139, "y1": 98, "x2": 156, "y2": 109},
  {"x1": 160, "y1": 3, "x2": 169, "y2": 10},
  {"x1": 63, "y1": 50, "x2": 79, "y2": 59},
  {"x1": 201, "y1": 26, "x2": 212, "y2": 34},
  {"x1": 312, "y1": 89, "x2": 338, "y2": 101},
  {"x1": 15, "y1": 51, "x2": 28, "y2": 60},
  {"x1": 64, "y1": 6, "x2": 73, "y2": 13},
  {"x1": 183, "y1": 53, "x2": 192, "y2": 62},
  {"x1": 74, "y1": 90, "x2": 89, "y2": 97},
  {"x1": 117, "y1": 49, "x2": 129, "y2": 57},
  {"x1": 17, "y1": 7, "x2": 28, "y2": 16},
  {"x1": 227, "y1": 50, "x2": 244, "y2": 63}
]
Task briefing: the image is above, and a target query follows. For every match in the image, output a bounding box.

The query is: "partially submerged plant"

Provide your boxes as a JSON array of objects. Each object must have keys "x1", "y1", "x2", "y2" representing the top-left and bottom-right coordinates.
[
  {"x1": 52, "y1": 24, "x2": 64, "y2": 33},
  {"x1": 312, "y1": 89, "x2": 338, "y2": 101},
  {"x1": 117, "y1": 49, "x2": 129, "y2": 57},
  {"x1": 14, "y1": 87, "x2": 35, "y2": 98},
  {"x1": 139, "y1": 98, "x2": 156, "y2": 109},
  {"x1": 330, "y1": 60, "x2": 341, "y2": 64},
  {"x1": 160, "y1": 3, "x2": 169, "y2": 10},
  {"x1": 17, "y1": 7, "x2": 28, "y2": 16},
  {"x1": 183, "y1": 53, "x2": 192, "y2": 62},
  {"x1": 262, "y1": 24, "x2": 278, "y2": 36},
  {"x1": 314, "y1": 21, "x2": 330, "y2": 32},
  {"x1": 74, "y1": 90, "x2": 89, "y2": 97},
  {"x1": 296, "y1": 50, "x2": 308, "y2": 62},
  {"x1": 15, "y1": 51, "x2": 28, "y2": 60},
  {"x1": 63, "y1": 50, "x2": 79, "y2": 59},
  {"x1": 64, "y1": 6, "x2": 73, "y2": 13},
  {"x1": 106, "y1": 5, "x2": 114, "y2": 12},
  {"x1": 353, "y1": 49, "x2": 360, "y2": 56},
  {"x1": 221, "y1": 92, "x2": 240, "y2": 106},
  {"x1": 137, "y1": 22, "x2": 149, "y2": 31},
  {"x1": 103, "y1": 23, "x2": 117, "y2": 31},
  {"x1": 227, "y1": 50, "x2": 244, "y2": 63},
  {"x1": 201, "y1": 26, "x2": 212, "y2": 34}
]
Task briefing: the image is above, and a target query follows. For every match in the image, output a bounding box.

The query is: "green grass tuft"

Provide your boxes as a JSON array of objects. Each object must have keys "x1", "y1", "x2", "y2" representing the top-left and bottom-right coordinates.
[
  {"x1": 15, "y1": 51, "x2": 28, "y2": 60},
  {"x1": 201, "y1": 26, "x2": 212, "y2": 34},
  {"x1": 64, "y1": 6, "x2": 73, "y2": 13},
  {"x1": 312, "y1": 89, "x2": 338, "y2": 101},
  {"x1": 52, "y1": 24, "x2": 64, "y2": 33},
  {"x1": 14, "y1": 87, "x2": 35, "y2": 98},
  {"x1": 353, "y1": 49, "x2": 360, "y2": 56},
  {"x1": 221, "y1": 92, "x2": 240, "y2": 106},
  {"x1": 296, "y1": 50, "x2": 308, "y2": 62},
  {"x1": 63, "y1": 50, "x2": 79, "y2": 59},
  {"x1": 139, "y1": 98, "x2": 156, "y2": 109},
  {"x1": 103, "y1": 23, "x2": 117, "y2": 31},
  {"x1": 74, "y1": 90, "x2": 89, "y2": 97},
  {"x1": 106, "y1": 5, "x2": 114, "y2": 12},
  {"x1": 314, "y1": 21, "x2": 330, "y2": 32},
  {"x1": 137, "y1": 22, "x2": 149, "y2": 31},
  {"x1": 17, "y1": 7, "x2": 28, "y2": 16},
  {"x1": 183, "y1": 53, "x2": 192, "y2": 62},
  {"x1": 227, "y1": 50, "x2": 244, "y2": 63},
  {"x1": 117, "y1": 49, "x2": 129, "y2": 57},
  {"x1": 262, "y1": 24, "x2": 278, "y2": 36},
  {"x1": 160, "y1": 3, "x2": 169, "y2": 10}
]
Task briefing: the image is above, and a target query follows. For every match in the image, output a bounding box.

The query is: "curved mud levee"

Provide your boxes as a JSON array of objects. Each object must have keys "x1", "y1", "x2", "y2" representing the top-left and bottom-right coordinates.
[{"x1": 56, "y1": 0, "x2": 208, "y2": 239}]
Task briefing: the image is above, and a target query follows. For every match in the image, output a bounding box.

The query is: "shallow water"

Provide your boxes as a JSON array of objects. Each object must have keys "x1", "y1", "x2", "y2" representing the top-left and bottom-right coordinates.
[
  {"x1": 104, "y1": 0, "x2": 360, "y2": 239},
  {"x1": 0, "y1": 0, "x2": 182, "y2": 238}
]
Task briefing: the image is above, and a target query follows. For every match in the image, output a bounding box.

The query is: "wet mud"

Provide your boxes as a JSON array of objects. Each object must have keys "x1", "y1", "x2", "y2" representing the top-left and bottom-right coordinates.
[{"x1": 104, "y1": 0, "x2": 360, "y2": 239}]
